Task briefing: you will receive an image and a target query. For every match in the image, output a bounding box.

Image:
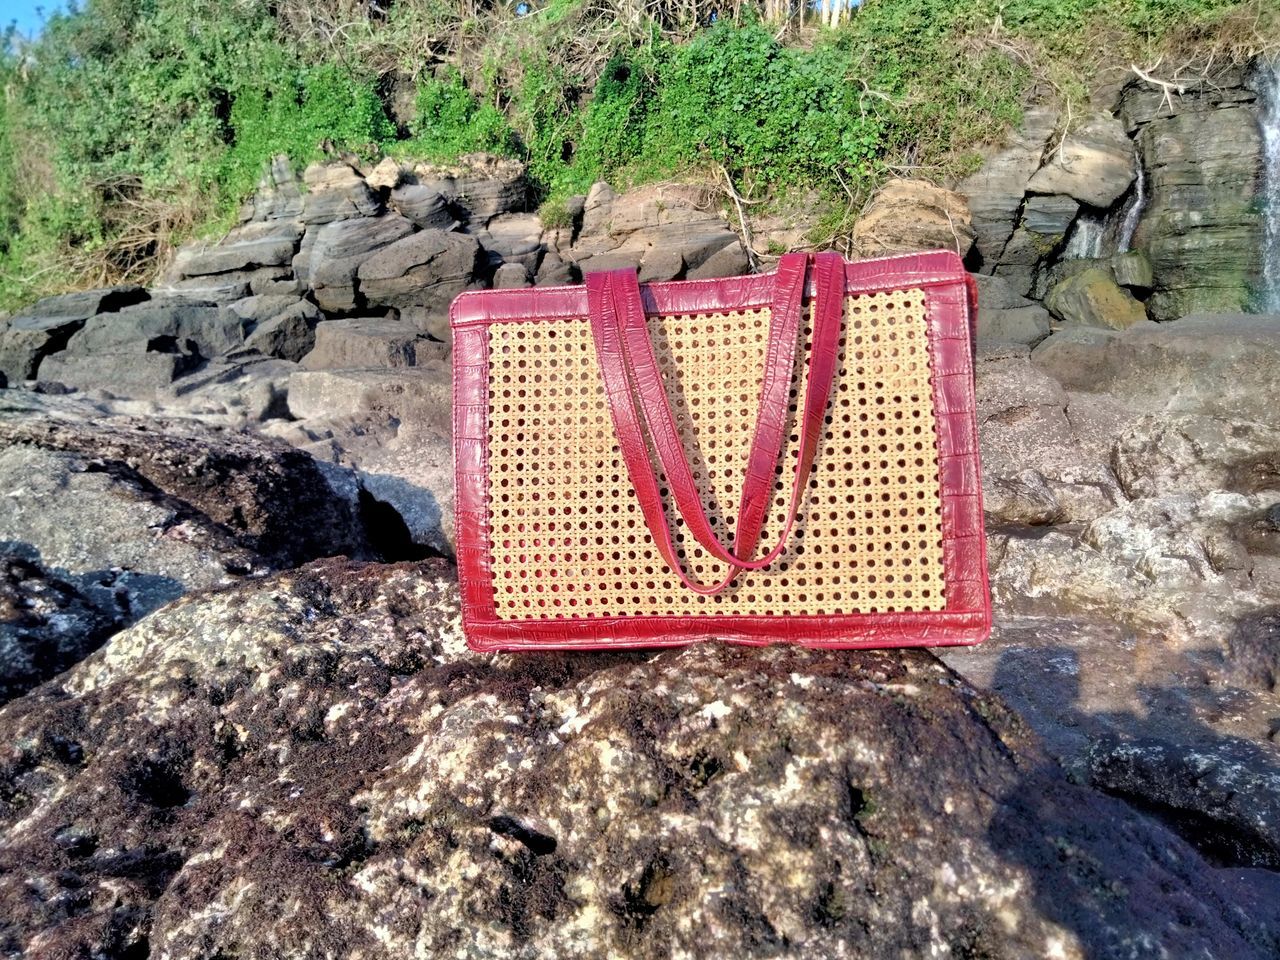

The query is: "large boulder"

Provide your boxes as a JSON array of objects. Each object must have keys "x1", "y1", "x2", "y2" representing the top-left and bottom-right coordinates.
[
  {"x1": 850, "y1": 178, "x2": 974, "y2": 259},
  {"x1": 301, "y1": 318, "x2": 446, "y2": 370},
  {"x1": 388, "y1": 183, "x2": 456, "y2": 230},
  {"x1": 1026, "y1": 112, "x2": 1136, "y2": 208},
  {"x1": 958, "y1": 105, "x2": 1059, "y2": 271},
  {"x1": 409, "y1": 153, "x2": 527, "y2": 223},
  {"x1": 2, "y1": 559, "x2": 1278, "y2": 960},
  {"x1": 303, "y1": 214, "x2": 417, "y2": 313},
  {"x1": 1044, "y1": 267, "x2": 1148, "y2": 329},
  {"x1": 356, "y1": 229, "x2": 482, "y2": 317},
  {"x1": 0, "y1": 285, "x2": 149, "y2": 383},
  {"x1": 171, "y1": 221, "x2": 303, "y2": 278},
  {"x1": 243, "y1": 300, "x2": 323, "y2": 363}
]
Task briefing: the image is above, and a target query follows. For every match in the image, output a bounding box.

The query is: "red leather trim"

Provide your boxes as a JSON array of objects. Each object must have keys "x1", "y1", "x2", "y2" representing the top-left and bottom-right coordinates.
[{"x1": 451, "y1": 250, "x2": 991, "y2": 651}]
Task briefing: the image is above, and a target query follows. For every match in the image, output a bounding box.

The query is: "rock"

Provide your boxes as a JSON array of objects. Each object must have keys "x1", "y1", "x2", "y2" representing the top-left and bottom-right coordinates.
[
  {"x1": 2, "y1": 560, "x2": 1279, "y2": 959},
  {"x1": 36, "y1": 351, "x2": 195, "y2": 395},
  {"x1": 1111, "y1": 249, "x2": 1154, "y2": 291},
  {"x1": 305, "y1": 214, "x2": 416, "y2": 313},
  {"x1": 1032, "y1": 314, "x2": 1280, "y2": 421},
  {"x1": 1045, "y1": 267, "x2": 1148, "y2": 329},
  {"x1": 249, "y1": 270, "x2": 303, "y2": 297},
  {"x1": 1126, "y1": 77, "x2": 1263, "y2": 320},
  {"x1": 63, "y1": 300, "x2": 247, "y2": 360},
  {"x1": 356, "y1": 229, "x2": 482, "y2": 316},
  {"x1": 0, "y1": 391, "x2": 372, "y2": 574},
  {"x1": 850, "y1": 178, "x2": 975, "y2": 258},
  {"x1": 172, "y1": 221, "x2": 303, "y2": 277},
  {"x1": 990, "y1": 228, "x2": 1049, "y2": 297},
  {"x1": 240, "y1": 154, "x2": 304, "y2": 222},
  {"x1": 409, "y1": 153, "x2": 526, "y2": 223},
  {"x1": 580, "y1": 180, "x2": 618, "y2": 236},
  {"x1": 365, "y1": 156, "x2": 407, "y2": 191},
  {"x1": 984, "y1": 468, "x2": 1062, "y2": 524},
  {"x1": 13, "y1": 284, "x2": 149, "y2": 321},
  {"x1": 0, "y1": 286, "x2": 151, "y2": 383},
  {"x1": 284, "y1": 367, "x2": 453, "y2": 553},
  {"x1": 535, "y1": 251, "x2": 576, "y2": 286},
  {"x1": 978, "y1": 304, "x2": 1052, "y2": 346},
  {"x1": 244, "y1": 300, "x2": 323, "y2": 363},
  {"x1": 1026, "y1": 113, "x2": 1136, "y2": 207},
  {"x1": 493, "y1": 262, "x2": 531, "y2": 288},
  {"x1": 301, "y1": 162, "x2": 381, "y2": 224},
  {"x1": 150, "y1": 274, "x2": 253, "y2": 303},
  {"x1": 1021, "y1": 193, "x2": 1079, "y2": 237},
  {"x1": 162, "y1": 356, "x2": 297, "y2": 424},
  {"x1": 225, "y1": 294, "x2": 307, "y2": 328},
  {"x1": 388, "y1": 183, "x2": 456, "y2": 230},
  {"x1": 0, "y1": 547, "x2": 126, "y2": 705},
  {"x1": 300, "y1": 318, "x2": 446, "y2": 370},
  {"x1": 470, "y1": 212, "x2": 543, "y2": 271},
  {"x1": 1088, "y1": 737, "x2": 1280, "y2": 870},
  {"x1": 958, "y1": 105, "x2": 1059, "y2": 270}
]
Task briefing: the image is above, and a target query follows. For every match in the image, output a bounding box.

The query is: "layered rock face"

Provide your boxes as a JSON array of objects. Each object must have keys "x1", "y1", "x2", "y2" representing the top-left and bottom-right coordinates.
[{"x1": 3, "y1": 560, "x2": 1278, "y2": 960}]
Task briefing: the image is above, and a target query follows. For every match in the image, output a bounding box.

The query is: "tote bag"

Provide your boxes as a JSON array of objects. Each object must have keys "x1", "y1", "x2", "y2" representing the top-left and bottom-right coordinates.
[{"x1": 451, "y1": 250, "x2": 989, "y2": 651}]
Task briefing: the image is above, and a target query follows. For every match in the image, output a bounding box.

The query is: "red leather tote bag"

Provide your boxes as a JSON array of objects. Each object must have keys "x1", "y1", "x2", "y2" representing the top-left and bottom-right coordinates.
[{"x1": 452, "y1": 250, "x2": 990, "y2": 652}]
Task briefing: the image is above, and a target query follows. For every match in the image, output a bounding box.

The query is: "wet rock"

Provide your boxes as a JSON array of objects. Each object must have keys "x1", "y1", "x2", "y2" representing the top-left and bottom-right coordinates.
[
  {"x1": 1, "y1": 560, "x2": 1278, "y2": 960},
  {"x1": 300, "y1": 318, "x2": 446, "y2": 370},
  {"x1": 1045, "y1": 267, "x2": 1148, "y2": 329},
  {"x1": 1111, "y1": 249, "x2": 1154, "y2": 291},
  {"x1": 1026, "y1": 112, "x2": 1136, "y2": 208},
  {"x1": 301, "y1": 163, "x2": 381, "y2": 224},
  {"x1": 1125, "y1": 72, "x2": 1263, "y2": 320},
  {"x1": 850, "y1": 178, "x2": 974, "y2": 258},
  {"x1": 1021, "y1": 193, "x2": 1079, "y2": 237}
]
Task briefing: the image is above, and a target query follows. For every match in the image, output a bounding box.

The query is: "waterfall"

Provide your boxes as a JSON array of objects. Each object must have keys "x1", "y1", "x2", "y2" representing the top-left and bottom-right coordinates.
[
  {"x1": 1063, "y1": 212, "x2": 1107, "y2": 259},
  {"x1": 1116, "y1": 152, "x2": 1147, "y2": 254},
  {"x1": 1259, "y1": 58, "x2": 1280, "y2": 312}
]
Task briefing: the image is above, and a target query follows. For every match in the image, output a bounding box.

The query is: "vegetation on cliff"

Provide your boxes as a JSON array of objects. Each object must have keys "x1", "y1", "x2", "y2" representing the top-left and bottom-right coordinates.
[{"x1": 0, "y1": 0, "x2": 1275, "y2": 309}]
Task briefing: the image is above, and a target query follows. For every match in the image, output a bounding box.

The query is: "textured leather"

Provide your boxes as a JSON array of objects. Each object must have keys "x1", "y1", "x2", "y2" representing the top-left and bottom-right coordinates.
[{"x1": 451, "y1": 250, "x2": 991, "y2": 652}]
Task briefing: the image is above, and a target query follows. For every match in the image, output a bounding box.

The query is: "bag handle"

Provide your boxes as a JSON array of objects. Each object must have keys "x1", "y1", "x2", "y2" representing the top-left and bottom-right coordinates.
[{"x1": 585, "y1": 252, "x2": 846, "y2": 594}]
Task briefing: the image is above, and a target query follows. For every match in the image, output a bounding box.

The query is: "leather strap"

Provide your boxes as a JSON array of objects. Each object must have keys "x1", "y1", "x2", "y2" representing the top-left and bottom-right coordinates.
[{"x1": 586, "y1": 252, "x2": 847, "y2": 593}]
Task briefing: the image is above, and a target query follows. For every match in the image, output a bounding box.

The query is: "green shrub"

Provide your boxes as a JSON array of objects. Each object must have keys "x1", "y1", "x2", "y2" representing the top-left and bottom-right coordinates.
[{"x1": 395, "y1": 70, "x2": 516, "y2": 161}]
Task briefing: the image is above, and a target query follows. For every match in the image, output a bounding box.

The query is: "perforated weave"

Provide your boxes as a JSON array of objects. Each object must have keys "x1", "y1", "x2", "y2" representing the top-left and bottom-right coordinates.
[{"x1": 485, "y1": 288, "x2": 946, "y2": 619}]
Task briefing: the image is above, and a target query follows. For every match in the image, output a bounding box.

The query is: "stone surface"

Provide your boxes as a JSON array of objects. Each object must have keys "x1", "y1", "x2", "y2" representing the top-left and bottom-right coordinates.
[
  {"x1": 63, "y1": 301, "x2": 246, "y2": 360},
  {"x1": 409, "y1": 153, "x2": 527, "y2": 224},
  {"x1": 1045, "y1": 267, "x2": 1148, "y2": 329},
  {"x1": 243, "y1": 299, "x2": 322, "y2": 363},
  {"x1": 958, "y1": 105, "x2": 1059, "y2": 271},
  {"x1": 1026, "y1": 112, "x2": 1136, "y2": 208},
  {"x1": 172, "y1": 221, "x2": 302, "y2": 277},
  {"x1": 304, "y1": 214, "x2": 416, "y2": 313},
  {"x1": 850, "y1": 178, "x2": 974, "y2": 258},
  {"x1": 301, "y1": 318, "x2": 446, "y2": 371},
  {"x1": 1111, "y1": 249, "x2": 1154, "y2": 290},
  {"x1": 301, "y1": 163, "x2": 381, "y2": 224},
  {"x1": 493, "y1": 261, "x2": 531, "y2": 288},
  {"x1": 388, "y1": 183, "x2": 456, "y2": 230},
  {"x1": 283, "y1": 366, "x2": 453, "y2": 554},
  {"x1": 0, "y1": 286, "x2": 151, "y2": 382},
  {"x1": 240, "y1": 154, "x2": 304, "y2": 222},
  {"x1": 2, "y1": 560, "x2": 1279, "y2": 960},
  {"x1": 1021, "y1": 193, "x2": 1079, "y2": 237},
  {"x1": 357, "y1": 229, "x2": 481, "y2": 315},
  {"x1": 36, "y1": 351, "x2": 193, "y2": 395},
  {"x1": 0, "y1": 547, "x2": 126, "y2": 706},
  {"x1": 978, "y1": 304, "x2": 1052, "y2": 346},
  {"x1": 1125, "y1": 74, "x2": 1263, "y2": 320}
]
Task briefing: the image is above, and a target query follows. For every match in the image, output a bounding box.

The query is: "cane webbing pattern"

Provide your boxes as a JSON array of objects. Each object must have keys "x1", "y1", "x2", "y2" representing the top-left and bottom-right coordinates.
[{"x1": 485, "y1": 288, "x2": 945, "y2": 619}]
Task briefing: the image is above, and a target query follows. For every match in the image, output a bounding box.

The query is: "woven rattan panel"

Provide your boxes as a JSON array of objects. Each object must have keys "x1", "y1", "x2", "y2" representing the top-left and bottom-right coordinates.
[{"x1": 485, "y1": 288, "x2": 946, "y2": 619}]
